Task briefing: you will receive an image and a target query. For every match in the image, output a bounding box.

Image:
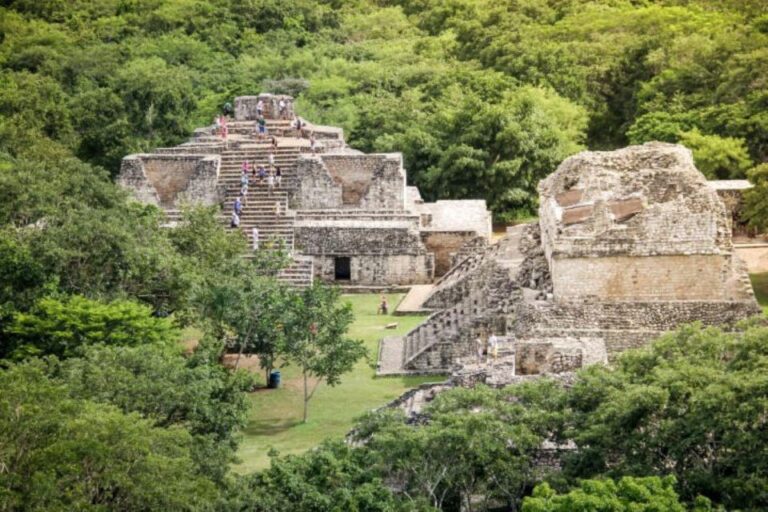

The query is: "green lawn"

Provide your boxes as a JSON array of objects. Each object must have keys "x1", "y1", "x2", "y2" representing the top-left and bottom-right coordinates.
[
  {"x1": 750, "y1": 273, "x2": 768, "y2": 314},
  {"x1": 234, "y1": 293, "x2": 441, "y2": 473}
]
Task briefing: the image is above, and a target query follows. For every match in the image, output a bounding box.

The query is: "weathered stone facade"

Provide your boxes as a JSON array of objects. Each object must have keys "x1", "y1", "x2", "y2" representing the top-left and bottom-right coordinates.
[
  {"x1": 118, "y1": 153, "x2": 223, "y2": 208},
  {"x1": 290, "y1": 150, "x2": 490, "y2": 285},
  {"x1": 235, "y1": 93, "x2": 294, "y2": 120},
  {"x1": 293, "y1": 153, "x2": 406, "y2": 211},
  {"x1": 386, "y1": 143, "x2": 761, "y2": 375}
]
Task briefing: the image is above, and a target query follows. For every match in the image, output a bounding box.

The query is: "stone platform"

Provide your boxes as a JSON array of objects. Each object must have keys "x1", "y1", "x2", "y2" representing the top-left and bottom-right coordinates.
[{"x1": 394, "y1": 284, "x2": 435, "y2": 315}]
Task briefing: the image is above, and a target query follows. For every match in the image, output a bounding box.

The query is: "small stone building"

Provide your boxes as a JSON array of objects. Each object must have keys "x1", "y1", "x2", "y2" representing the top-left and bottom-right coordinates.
[{"x1": 292, "y1": 153, "x2": 491, "y2": 285}]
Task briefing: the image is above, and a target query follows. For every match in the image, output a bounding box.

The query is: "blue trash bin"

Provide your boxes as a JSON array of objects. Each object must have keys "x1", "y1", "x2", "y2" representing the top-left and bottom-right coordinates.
[{"x1": 268, "y1": 370, "x2": 281, "y2": 389}]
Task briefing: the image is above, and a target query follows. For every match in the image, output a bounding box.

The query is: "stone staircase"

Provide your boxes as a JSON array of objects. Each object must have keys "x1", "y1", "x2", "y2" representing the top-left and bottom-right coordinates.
[{"x1": 159, "y1": 118, "x2": 315, "y2": 287}]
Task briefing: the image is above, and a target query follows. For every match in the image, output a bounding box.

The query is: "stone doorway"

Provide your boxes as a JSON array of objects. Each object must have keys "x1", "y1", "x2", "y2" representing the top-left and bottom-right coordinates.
[{"x1": 334, "y1": 257, "x2": 351, "y2": 281}]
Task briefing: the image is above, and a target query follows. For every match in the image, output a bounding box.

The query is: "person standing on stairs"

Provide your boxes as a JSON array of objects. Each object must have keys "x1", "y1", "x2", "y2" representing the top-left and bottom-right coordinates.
[
  {"x1": 257, "y1": 115, "x2": 267, "y2": 139},
  {"x1": 270, "y1": 136, "x2": 278, "y2": 150},
  {"x1": 278, "y1": 98, "x2": 287, "y2": 119},
  {"x1": 310, "y1": 133, "x2": 317, "y2": 154},
  {"x1": 252, "y1": 227, "x2": 259, "y2": 250},
  {"x1": 267, "y1": 170, "x2": 275, "y2": 194},
  {"x1": 230, "y1": 211, "x2": 240, "y2": 228},
  {"x1": 257, "y1": 165, "x2": 266, "y2": 185},
  {"x1": 242, "y1": 160, "x2": 250, "y2": 175},
  {"x1": 256, "y1": 99, "x2": 264, "y2": 117},
  {"x1": 275, "y1": 166, "x2": 282, "y2": 188},
  {"x1": 234, "y1": 196, "x2": 243, "y2": 217},
  {"x1": 220, "y1": 115, "x2": 228, "y2": 146},
  {"x1": 240, "y1": 170, "x2": 249, "y2": 202},
  {"x1": 268, "y1": 149, "x2": 275, "y2": 170}
]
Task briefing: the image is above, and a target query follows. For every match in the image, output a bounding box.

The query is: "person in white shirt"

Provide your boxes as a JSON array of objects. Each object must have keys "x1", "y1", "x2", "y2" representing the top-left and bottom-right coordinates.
[
  {"x1": 488, "y1": 333, "x2": 499, "y2": 365},
  {"x1": 252, "y1": 227, "x2": 259, "y2": 250}
]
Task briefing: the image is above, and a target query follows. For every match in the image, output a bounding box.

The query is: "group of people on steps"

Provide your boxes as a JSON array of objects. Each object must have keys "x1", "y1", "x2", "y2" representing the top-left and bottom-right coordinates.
[{"x1": 223, "y1": 101, "x2": 321, "y2": 250}]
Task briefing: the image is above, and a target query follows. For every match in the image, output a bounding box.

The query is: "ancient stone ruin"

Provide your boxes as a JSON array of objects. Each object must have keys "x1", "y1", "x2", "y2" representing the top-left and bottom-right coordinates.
[
  {"x1": 116, "y1": 98, "x2": 759, "y2": 379},
  {"x1": 379, "y1": 142, "x2": 760, "y2": 378},
  {"x1": 117, "y1": 94, "x2": 492, "y2": 287}
]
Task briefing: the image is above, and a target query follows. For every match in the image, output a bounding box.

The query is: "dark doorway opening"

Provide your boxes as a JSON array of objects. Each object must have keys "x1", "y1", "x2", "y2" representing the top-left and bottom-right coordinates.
[{"x1": 334, "y1": 257, "x2": 351, "y2": 281}]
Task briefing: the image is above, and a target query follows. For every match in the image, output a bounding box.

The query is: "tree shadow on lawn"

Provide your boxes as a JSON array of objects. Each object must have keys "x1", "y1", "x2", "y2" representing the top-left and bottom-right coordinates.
[{"x1": 242, "y1": 418, "x2": 303, "y2": 437}]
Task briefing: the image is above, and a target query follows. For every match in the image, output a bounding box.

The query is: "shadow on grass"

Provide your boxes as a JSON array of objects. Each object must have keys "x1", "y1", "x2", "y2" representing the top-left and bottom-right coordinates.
[{"x1": 243, "y1": 418, "x2": 303, "y2": 437}]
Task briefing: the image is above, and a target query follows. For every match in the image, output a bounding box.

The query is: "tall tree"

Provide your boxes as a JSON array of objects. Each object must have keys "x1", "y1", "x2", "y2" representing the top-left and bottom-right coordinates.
[{"x1": 283, "y1": 284, "x2": 366, "y2": 423}]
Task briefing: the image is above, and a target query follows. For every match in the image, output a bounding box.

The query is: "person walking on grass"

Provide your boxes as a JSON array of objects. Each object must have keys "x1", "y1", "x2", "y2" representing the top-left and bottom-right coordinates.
[{"x1": 378, "y1": 295, "x2": 388, "y2": 315}]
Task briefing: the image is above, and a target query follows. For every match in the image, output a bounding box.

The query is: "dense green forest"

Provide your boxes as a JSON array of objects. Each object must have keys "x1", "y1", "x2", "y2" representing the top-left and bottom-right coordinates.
[
  {"x1": 2, "y1": 0, "x2": 768, "y2": 510},
  {"x1": 1, "y1": 0, "x2": 766, "y2": 220}
]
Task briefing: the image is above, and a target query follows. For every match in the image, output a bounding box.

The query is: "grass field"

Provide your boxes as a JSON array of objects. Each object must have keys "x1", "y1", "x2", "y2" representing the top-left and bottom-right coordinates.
[
  {"x1": 233, "y1": 293, "x2": 441, "y2": 473},
  {"x1": 750, "y1": 273, "x2": 768, "y2": 314}
]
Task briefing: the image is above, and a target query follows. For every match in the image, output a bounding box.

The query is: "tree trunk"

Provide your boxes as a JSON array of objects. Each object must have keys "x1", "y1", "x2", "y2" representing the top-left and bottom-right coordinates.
[
  {"x1": 265, "y1": 357, "x2": 273, "y2": 387},
  {"x1": 234, "y1": 339, "x2": 245, "y2": 370},
  {"x1": 303, "y1": 370, "x2": 309, "y2": 423}
]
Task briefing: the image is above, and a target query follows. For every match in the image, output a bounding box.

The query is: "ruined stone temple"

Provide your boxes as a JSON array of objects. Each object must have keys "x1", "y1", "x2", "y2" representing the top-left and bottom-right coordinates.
[
  {"x1": 118, "y1": 94, "x2": 492, "y2": 287},
  {"x1": 379, "y1": 142, "x2": 761, "y2": 379},
  {"x1": 117, "y1": 97, "x2": 760, "y2": 378}
]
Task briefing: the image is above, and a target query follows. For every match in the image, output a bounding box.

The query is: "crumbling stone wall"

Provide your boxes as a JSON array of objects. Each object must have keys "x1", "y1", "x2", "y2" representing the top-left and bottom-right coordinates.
[
  {"x1": 538, "y1": 143, "x2": 741, "y2": 302},
  {"x1": 234, "y1": 93, "x2": 294, "y2": 120},
  {"x1": 118, "y1": 154, "x2": 222, "y2": 208},
  {"x1": 421, "y1": 231, "x2": 477, "y2": 277},
  {"x1": 293, "y1": 154, "x2": 406, "y2": 210},
  {"x1": 295, "y1": 218, "x2": 434, "y2": 285},
  {"x1": 395, "y1": 143, "x2": 761, "y2": 375}
]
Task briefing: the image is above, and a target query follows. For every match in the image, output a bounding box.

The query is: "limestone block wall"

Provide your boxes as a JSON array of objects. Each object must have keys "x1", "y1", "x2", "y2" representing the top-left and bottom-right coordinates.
[
  {"x1": 513, "y1": 300, "x2": 760, "y2": 334},
  {"x1": 421, "y1": 231, "x2": 477, "y2": 277},
  {"x1": 118, "y1": 154, "x2": 222, "y2": 208},
  {"x1": 312, "y1": 253, "x2": 434, "y2": 285},
  {"x1": 550, "y1": 254, "x2": 736, "y2": 301},
  {"x1": 293, "y1": 158, "x2": 343, "y2": 209},
  {"x1": 511, "y1": 298, "x2": 761, "y2": 365},
  {"x1": 294, "y1": 219, "x2": 434, "y2": 285},
  {"x1": 415, "y1": 200, "x2": 492, "y2": 239},
  {"x1": 293, "y1": 154, "x2": 406, "y2": 211},
  {"x1": 538, "y1": 143, "x2": 739, "y2": 302},
  {"x1": 234, "y1": 94, "x2": 294, "y2": 120}
]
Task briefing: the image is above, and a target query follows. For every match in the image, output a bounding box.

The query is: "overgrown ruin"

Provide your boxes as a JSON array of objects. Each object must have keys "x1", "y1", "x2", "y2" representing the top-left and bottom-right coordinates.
[
  {"x1": 379, "y1": 142, "x2": 761, "y2": 379},
  {"x1": 117, "y1": 98, "x2": 760, "y2": 380},
  {"x1": 118, "y1": 94, "x2": 492, "y2": 288}
]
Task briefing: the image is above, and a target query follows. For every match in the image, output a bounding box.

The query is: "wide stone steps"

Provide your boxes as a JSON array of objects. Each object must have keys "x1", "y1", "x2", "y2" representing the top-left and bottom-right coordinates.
[
  {"x1": 159, "y1": 123, "x2": 313, "y2": 288},
  {"x1": 277, "y1": 256, "x2": 314, "y2": 288}
]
